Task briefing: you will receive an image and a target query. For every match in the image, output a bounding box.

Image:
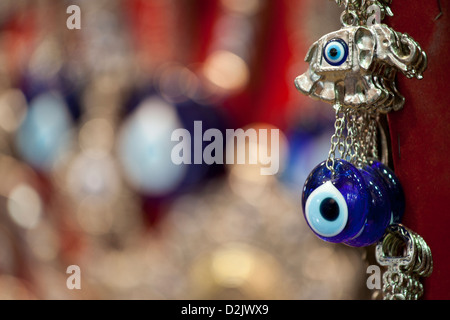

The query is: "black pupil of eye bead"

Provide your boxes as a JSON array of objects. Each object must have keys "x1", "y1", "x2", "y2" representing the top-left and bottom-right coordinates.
[
  {"x1": 320, "y1": 198, "x2": 340, "y2": 221},
  {"x1": 329, "y1": 48, "x2": 338, "y2": 57}
]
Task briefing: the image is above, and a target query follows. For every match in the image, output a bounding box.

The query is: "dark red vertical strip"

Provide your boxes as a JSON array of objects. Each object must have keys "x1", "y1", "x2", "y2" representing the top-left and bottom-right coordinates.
[
  {"x1": 191, "y1": 0, "x2": 221, "y2": 63},
  {"x1": 253, "y1": 0, "x2": 291, "y2": 130}
]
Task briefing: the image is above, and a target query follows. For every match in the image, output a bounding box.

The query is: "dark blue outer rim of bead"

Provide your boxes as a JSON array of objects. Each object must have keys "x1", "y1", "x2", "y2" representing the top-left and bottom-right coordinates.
[
  {"x1": 367, "y1": 159, "x2": 405, "y2": 224},
  {"x1": 344, "y1": 166, "x2": 392, "y2": 247}
]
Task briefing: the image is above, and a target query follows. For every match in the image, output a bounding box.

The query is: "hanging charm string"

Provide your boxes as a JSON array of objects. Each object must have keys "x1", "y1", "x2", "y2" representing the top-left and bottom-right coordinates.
[
  {"x1": 326, "y1": 103, "x2": 347, "y2": 175},
  {"x1": 367, "y1": 112, "x2": 380, "y2": 160},
  {"x1": 326, "y1": 106, "x2": 381, "y2": 172}
]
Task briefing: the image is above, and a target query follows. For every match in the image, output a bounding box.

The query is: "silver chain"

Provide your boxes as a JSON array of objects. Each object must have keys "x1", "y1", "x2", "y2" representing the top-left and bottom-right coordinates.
[
  {"x1": 367, "y1": 112, "x2": 379, "y2": 160},
  {"x1": 334, "y1": 0, "x2": 393, "y2": 26},
  {"x1": 326, "y1": 103, "x2": 347, "y2": 174},
  {"x1": 348, "y1": 109, "x2": 366, "y2": 167},
  {"x1": 327, "y1": 105, "x2": 380, "y2": 172},
  {"x1": 343, "y1": 108, "x2": 355, "y2": 161}
]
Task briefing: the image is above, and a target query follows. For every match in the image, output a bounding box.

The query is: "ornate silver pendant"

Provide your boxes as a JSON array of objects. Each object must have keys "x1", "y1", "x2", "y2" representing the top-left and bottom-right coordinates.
[{"x1": 295, "y1": 23, "x2": 427, "y2": 113}]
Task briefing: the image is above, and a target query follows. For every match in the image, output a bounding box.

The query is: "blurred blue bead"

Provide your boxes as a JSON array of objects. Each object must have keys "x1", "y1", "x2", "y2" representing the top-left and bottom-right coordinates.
[
  {"x1": 118, "y1": 96, "x2": 187, "y2": 196},
  {"x1": 121, "y1": 88, "x2": 228, "y2": 198},
  {"x1": 174, "y1": 99, "x2": 228, "y2": 191},
  {"x1": 15, "y1": 91, "x2": 73, "y2": 172}
]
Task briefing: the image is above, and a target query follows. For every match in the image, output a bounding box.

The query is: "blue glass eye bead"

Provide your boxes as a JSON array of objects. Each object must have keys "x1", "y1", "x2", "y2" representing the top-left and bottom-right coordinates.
[
  {"x1": 367, "y1": 160, "x2": 405, "y2": 224},
  {"x1": 323, "y1": 39, "x2": 349, "y2": 66},
  {"x1": 302, "y1": 160, "x2": 369, "y2": 243},
  {"x1": 344, "y1": 167, "x2": 392, "y2": 247}
]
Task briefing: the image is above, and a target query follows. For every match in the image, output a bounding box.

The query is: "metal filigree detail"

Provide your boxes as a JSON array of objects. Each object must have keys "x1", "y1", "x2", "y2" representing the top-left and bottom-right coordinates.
[{"x1": 295, "y1": 24, "x2": 427, "y2": 113}]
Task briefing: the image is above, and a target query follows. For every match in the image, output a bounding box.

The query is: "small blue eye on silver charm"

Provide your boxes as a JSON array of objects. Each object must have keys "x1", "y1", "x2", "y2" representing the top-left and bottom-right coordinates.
[{"x1": 323, "y1": 39, "x2": 348, "y2": 66}]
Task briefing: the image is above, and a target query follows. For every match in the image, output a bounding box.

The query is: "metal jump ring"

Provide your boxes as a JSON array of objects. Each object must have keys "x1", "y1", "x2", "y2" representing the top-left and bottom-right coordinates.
[{"x1": 340, "y1": 10, "x2": 359, "y2": 26}]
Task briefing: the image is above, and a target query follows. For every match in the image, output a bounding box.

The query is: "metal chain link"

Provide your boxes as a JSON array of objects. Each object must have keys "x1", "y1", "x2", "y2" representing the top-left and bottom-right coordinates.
[
  {"x1": 343, "y1": 109, "x2": 355, "y2": 161},
  {"x1": 327, "y1": 105, "x2": 383, "y2": 173},
  {"x1": 333, "y1": 0, "x2": 393, "y2": 26},
  {"x1": 350, "y1": 109, "x2": 366, "y2": 167},
  {"x1": 357, "y1": 110, "x2": 379, "y2": 166},
  {"x1": 382, "y1": 272, "x2": 424, "y2": 300},
  {"x1": 326, "y1": 103, "x2": 347, "y2": 174},
  {"x1": 367, "y1": 112, "x2": 379, "y2": 160},
  {"x1": 376, "y1": 224, "x2": 433, "y2": 300}
]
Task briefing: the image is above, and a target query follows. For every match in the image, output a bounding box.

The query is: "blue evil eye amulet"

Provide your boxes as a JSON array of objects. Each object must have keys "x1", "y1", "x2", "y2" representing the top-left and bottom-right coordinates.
[{"x1": 302, "y1": 159, "x2": 405, "y2": 247}]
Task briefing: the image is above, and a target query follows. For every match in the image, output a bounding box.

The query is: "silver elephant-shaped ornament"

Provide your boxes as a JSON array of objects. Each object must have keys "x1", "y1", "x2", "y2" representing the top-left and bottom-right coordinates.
[{"x1": 295, "y1": 24, "x2": 427, "y2": 113}]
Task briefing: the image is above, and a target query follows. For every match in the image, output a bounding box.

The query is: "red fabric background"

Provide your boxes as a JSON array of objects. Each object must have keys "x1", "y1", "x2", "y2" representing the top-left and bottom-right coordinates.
[{"x1": 388, "y1": 1, "x2": 450, "y2": 300}]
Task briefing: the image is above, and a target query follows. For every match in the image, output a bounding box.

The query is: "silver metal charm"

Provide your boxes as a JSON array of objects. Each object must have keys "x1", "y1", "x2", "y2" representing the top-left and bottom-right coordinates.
[
  {"x1": 295, "y1": 0, "x2": 427, "y2": 171},
  {"x1": 332, "y1": 1, "x2": 394, "y2": 24},
  {"x1": 376, "y1": 224, "x2": 433, "y2": 300},
  {"x1": 295, "y1": 24, "x2": 427, "y2": 113}
]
